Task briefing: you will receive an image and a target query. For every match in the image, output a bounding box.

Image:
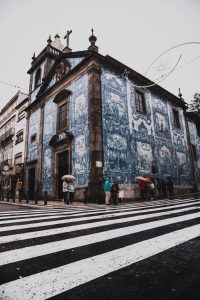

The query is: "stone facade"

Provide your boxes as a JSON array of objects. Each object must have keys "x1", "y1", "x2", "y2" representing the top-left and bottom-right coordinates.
[{"x1": 24, "y1": 34, "x2": 200, "y2": 202}]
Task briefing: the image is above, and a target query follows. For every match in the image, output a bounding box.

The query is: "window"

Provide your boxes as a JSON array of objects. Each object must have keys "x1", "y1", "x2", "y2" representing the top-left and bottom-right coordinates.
[
  {"x1": 34, "y1": 68, "x2": 41, "y2": 89},
  {"x1": 15, "y1": 131, "x2": 23, "y2": 144},
  {"x1": 135, "y1": 90, "x2": 146, "y2": 114},
  {"x1": 173, "y1": 109, "x2": 180, "y2": 128},
  {"x1": 18, "y1": 109, "x2": 26, "y2": 121},
  {"x1": 58, "y1": 103, "x2": 68, "y2": 130},
  {"x1": 14, "y1": 153, "x2": 22, "y2": 165},
  {"x1": 30, "y1": 133, "x2": 37, "y2": 143}
]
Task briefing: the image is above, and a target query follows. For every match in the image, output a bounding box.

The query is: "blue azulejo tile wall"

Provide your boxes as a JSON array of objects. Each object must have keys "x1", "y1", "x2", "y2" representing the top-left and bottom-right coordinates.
[
  {"x1": 41, "y1": 74, "x2": 89, "y2": 191},
  {"x1": 101, "y1": 67, "x2": 192, "y2": 186}
]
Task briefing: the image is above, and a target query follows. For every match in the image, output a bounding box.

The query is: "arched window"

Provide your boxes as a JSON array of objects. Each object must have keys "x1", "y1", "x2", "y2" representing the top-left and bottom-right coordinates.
[{"x1": 34, "y1": 68, "x2": 42, "y2": 89}]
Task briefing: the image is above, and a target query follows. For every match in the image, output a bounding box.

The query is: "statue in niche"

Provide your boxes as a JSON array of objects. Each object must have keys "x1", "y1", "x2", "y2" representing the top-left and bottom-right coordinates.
[{"x1": 55, "y1": 61, "x2": 68, "y2": 82}]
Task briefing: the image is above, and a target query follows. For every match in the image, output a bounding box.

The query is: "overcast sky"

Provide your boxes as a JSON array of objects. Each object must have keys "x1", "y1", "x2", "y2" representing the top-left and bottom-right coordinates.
[{"x1": 0, "y1": 0, "x2": 199, "y2": 110}]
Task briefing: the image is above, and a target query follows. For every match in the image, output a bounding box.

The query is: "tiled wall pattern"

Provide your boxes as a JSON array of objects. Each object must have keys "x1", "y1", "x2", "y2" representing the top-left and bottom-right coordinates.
[{"x1": 101, "y1": 67, "x2": 193, "y2": 186}]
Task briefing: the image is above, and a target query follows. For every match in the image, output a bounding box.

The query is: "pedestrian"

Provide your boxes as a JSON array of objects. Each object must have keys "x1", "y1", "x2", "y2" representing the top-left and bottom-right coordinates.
[
  {"x1": 118, "y1": 188, "x2": 124, "y2": 204},
  {"x1": 161, "y1": 179, "x2": 167, "y2": 198},
  {"x1": 156, "y1": 178, "x2": 162, "y2": 199},
  {"x1": 167, "y1": 177, "x2": 174, "y2": 200},
  {"x1": 63, "y1": 179, "x2": 69, "y2": 204},
  {"x1": 111, "y1": 182, "x2": 119, "y2": 205},
  {"x1": 139, "y1": 180, "x2": 147, "y2": 200},
  {"x1": 104, "y1": 177, "x2": 111, "y2": 205},
  {"x1": 67, "y1": 180, "x2": 75, "y2": 204}
]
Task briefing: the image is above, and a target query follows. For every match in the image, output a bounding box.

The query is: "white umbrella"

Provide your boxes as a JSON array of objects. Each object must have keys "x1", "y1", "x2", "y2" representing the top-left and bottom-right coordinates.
[{"x1": 61, "y1": 175, "x2": 76, "y2": 181}]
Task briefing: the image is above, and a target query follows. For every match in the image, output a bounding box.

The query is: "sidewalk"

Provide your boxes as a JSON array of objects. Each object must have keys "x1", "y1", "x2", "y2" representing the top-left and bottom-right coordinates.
[
  {"x1": 1, "y1": 191, "x2": 200, "y2": 209},
  {"x1": 0, "y1": 199, "x2": 106, "y2": 209}
]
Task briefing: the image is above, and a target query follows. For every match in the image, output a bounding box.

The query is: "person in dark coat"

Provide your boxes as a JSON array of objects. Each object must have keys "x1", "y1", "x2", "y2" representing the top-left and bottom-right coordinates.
[
  {"x1": 167, "y1": 177, "x2": 174, "y2": 199},
  {"x1": 161, "y1": 179, "x2": 167, "y2": 198},
  {"x1": 111, "y1": 182, "x2": 119, "y2": 205}
]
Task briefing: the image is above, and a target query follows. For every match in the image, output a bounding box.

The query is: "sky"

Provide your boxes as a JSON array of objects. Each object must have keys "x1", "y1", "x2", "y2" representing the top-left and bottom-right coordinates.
[{"x1": 0, "y1": 0, "x2": 200, "y2": 110}]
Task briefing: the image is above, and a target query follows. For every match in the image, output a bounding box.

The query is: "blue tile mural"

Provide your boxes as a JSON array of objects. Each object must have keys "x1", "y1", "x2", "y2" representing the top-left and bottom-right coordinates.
[
  {"x1": 188, "y1": 120, "x2": 200, "y2": 183},
  {"x1": 68, "y1": 74, "x2": 89, "y2": 187},
  {"x1": 41, "y1": 74, "x2": 89, "y2": 191},
  {"x1": 27, "y1": 109, "x2": 40, "y2": 162},
  {"x1": 48, "y1": 57, "x2": 84, "y2": 88},
  {"x1": 41, "y1": 98, "x2": 56, "y2": 191},
  {"x1": 101, "y1": 67, "x2": 193, "y2": 186}
]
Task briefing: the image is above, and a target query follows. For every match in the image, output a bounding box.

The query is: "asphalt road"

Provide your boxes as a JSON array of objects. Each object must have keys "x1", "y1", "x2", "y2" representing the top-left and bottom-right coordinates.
[{"x1": 0, "y1": 197, "x2": 200, "y2": 300}]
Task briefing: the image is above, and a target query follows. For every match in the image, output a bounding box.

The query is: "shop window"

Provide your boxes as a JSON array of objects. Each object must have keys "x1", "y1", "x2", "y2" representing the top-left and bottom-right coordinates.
[
  {"x1": 173, "y1": 109, "x2": 180, "y2": 128},
  {"x1": 135, "y1": 90, "x2": 146, "y2": 114},
  {"x1": 15, "y1": 131, "x2": 23, "y2": 144}
]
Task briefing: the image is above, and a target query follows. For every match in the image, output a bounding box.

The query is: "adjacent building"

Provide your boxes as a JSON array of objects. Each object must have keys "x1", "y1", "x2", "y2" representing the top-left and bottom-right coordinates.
[
  {"x1": 0, "y1": 91, "x2": 28, "y2": 192},
  {"x1": 22, "y1": 31, "x2": 200, "y2": 202}
]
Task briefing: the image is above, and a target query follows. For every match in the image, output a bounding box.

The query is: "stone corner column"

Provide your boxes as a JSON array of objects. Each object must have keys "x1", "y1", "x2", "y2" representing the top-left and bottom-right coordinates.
[{"x1": 87, "y1": 62, "x2": 105, "y2": 203}]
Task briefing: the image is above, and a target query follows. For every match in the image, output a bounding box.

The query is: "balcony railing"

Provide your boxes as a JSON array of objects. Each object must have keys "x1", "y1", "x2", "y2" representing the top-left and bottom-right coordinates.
[{"x1": 0, "y1": 127, "x2": 15, "y2": 144}]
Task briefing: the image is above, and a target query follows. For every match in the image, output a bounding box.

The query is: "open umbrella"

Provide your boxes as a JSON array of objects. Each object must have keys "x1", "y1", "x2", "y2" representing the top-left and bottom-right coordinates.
[
  {"x1": 136, "y1": 176, "x2": 151, "y2": 182},
  {"x1": 61, "y1": 175, "x2": 76, "y2": 181}
]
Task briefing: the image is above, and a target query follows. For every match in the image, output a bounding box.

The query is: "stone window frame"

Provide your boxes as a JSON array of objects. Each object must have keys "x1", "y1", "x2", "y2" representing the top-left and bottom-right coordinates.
[
  {"x1": 14, "y1": 152, "x2": 23, "y2": 165},
  {"x1": 54, "y1": 90, "x2": 71, "y2": 133},
  {"x1": 15, "y1": 130, "x2": 24, "y2": 145},
  {"x1": 135, "y1": 89, "x2": 147, "y2": 115},
  {"x1": 18, "y1": 108, "x2": 26, "y2": 122}
]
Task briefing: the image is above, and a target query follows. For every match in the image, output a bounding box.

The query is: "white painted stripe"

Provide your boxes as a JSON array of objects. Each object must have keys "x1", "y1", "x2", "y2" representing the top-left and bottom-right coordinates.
[
  {"x1": 0, "y1": 204, "x2": 199, "y2": 232},
  {"x1": 0, "y1": 205, "x2": 199, "y2": 243},
  {"x1": 0, "y1": 224, "x2": 200, "y2": 300},
  {"x1": 1, "y1": 211, "x2": 200, "y2": 267},
  {"x1": 1, "y1": 199, "x2": 200, "y2": 227}
]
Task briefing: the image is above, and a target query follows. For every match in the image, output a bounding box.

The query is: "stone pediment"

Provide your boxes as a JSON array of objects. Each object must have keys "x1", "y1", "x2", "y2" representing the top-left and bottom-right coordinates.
[{"x1": 49, "y1": 130, "x2": 74, "y2": 147}]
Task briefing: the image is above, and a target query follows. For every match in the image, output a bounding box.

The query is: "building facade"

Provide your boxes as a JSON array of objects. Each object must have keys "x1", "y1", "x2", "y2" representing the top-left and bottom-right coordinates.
[
  {"x1": 24, "y1": 32, "x2": 200, "y2": 202},
  {"x1": 0, "y1": 91, "x2": 28, "y2": 194}
]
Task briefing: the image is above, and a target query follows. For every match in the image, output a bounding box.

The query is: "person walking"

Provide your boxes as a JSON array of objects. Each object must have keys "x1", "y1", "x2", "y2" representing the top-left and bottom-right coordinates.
[
  {"x1": 104, "y1": 177, "x2": 111, "y2": 205},
  {"x1": 111, "y1": 182, "x2": 119, "y2": 205},
  {"x1": 63, "y1": 179, "x2": 69, "y2": 204},
  {"x1": 118, "y1": 188, "x2": 124, "y2": 204},
  {"x1": 167, "y1": 177, "x2": 174, "y2": 200},
  {"x1": 161, "y1": 179, "x2": 167, "y2": 198},
  {"x1": 63, "y1": 179, "x2": 75, "y2": 204},
  {"x1": 139, "y1": 180, "x2": 147, "y2": 200}
]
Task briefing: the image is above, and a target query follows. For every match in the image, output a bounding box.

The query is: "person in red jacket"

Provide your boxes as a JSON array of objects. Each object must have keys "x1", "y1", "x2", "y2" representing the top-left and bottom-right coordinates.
[{"x1": 139, "y1": 180, "x2": 147, "y2": 200}]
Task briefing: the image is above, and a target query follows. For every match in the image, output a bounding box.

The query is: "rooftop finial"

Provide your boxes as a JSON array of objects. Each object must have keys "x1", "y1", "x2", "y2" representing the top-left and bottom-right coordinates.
[
  {"x1": 47, "y1": 35, "x2": 52, "y2": 44},
  {"x1": 64, "y1": 30, "x2": 72, "y2": 48},
  {"x1": 178, "y1": 88, "x2": 183, "y2": 99},
  {"x1": 88, "y1": 28, "x2": 98, "y2": 52},
  {"x1": 32, "y1": 52, "x2": 36, "y2": 61}
]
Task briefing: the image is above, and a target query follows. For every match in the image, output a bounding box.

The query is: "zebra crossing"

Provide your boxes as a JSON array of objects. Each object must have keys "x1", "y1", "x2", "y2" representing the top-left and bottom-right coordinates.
[{"x1": 0, "y1": 197, "x2": 200, "y2": 300}]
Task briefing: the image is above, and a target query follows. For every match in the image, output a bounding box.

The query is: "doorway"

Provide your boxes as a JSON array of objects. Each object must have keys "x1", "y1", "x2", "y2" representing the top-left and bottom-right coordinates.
[
  {"x1": 28, "y1": 168, "x2": 35, "y2": 200},
  {"x1": 57, "y1": 151, "x2": 70, "y2": 199}
]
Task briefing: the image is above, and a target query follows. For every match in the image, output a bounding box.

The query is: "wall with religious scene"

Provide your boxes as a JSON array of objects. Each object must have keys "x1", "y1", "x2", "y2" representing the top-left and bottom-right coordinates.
[
  {"x1": 41, "y1": 74, "x2": 89, "y2": 191},
  {"x1": 188, "y1": 121, "x2": 200, "y2": 184},
  {"x1": 101, "y1": 67, "x2": 193, "y2": 187}
]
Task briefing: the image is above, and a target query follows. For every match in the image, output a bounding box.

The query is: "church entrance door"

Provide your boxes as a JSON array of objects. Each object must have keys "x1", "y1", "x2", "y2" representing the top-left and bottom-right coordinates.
[{"x1": 57, "y1": 151, "x2": 70, "y2": 199}]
